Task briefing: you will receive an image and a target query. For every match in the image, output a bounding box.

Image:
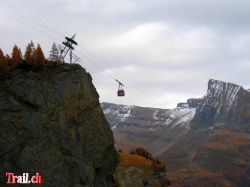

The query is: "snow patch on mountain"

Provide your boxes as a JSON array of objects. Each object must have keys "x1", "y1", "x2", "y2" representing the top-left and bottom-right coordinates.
[
  {"x1": 203, "y1": 79, "x2": 242, "y2": 110},
  {"x1": 164, "y1": 105, "x2": 196, "y2": 128},
  {"x1": 147, "y1": 104, "x2": 196, "y2": 128},
  {"x1": 102, "y1": 104, "x2": 134, "y2": 122},
  {"x1": 153, "y1": 110, "x2": 160, "y2": 120},
  {"x1": 101, "y1": 102, "x2": 196, "y2": 129}
]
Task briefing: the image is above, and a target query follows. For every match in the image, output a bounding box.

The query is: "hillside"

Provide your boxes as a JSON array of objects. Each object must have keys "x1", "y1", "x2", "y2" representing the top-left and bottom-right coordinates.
[
  {"x1": 0, "y1": 63, "x2": 118, "y2": 186},
  {"x1": 114, "y1": 148, "x2": 170, "y2": 187},
  {"x1": 102, "y1": 79, "x2": 250, "y2": 187}
]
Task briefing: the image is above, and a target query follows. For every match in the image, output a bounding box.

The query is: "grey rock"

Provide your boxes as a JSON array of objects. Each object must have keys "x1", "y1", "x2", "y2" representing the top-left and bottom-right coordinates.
[{"x1": 0, "y1": 64, "x2": 118, "y2": 187}]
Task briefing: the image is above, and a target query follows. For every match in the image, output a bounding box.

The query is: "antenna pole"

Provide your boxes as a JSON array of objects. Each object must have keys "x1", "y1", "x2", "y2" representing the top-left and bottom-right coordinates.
[{"x1": 59, "y1": 34, "x2": 78, "y2": 63}]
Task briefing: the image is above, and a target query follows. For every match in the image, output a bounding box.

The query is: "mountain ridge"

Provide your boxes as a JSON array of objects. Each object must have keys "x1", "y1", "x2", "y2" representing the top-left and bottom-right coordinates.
[
  {"x1": 102, "y1": 79, "x2": 250, "y2": 187},
  {"x1": 102, "y1": 79, "x2": 250, "y2": 130}
]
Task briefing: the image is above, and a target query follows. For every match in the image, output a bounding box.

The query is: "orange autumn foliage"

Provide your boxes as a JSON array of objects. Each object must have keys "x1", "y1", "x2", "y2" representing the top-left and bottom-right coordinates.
[
  {"x1": 11, "y1": 45, "x2": 22, "y2": 64},
  {"x1": 120, "y1": 147, "x2": 166, "y2": 172},
  {"x1": 0, "y1": 49, "x2": 7, "y2": 64},
  {"x1": 0, "y1": 42, "x2": 64, "y2": 72},
  {"x1": 119, "y1": 152, "x2": 153, "y2": 169},
  {"x1": 0, "y1": 43, "x2": 48, "y2": 68},
  {"x1": 33, "y1": 44, "x2": 46, "y2": 64},
  {"x1": 129, "y1": 147, "x2": 154, "y2": 161},
  {"x1": 24, "y1": 41, "x2": 35, "y2": 63}
]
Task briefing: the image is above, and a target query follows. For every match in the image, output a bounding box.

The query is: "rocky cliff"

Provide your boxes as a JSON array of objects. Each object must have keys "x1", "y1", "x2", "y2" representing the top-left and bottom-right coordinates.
[
  {"x1": 0, "y1": 64, "x2": 118, "y2": 187},
  {"x1": 187, "y1": 79, "x2": 250, "y2": 129}
]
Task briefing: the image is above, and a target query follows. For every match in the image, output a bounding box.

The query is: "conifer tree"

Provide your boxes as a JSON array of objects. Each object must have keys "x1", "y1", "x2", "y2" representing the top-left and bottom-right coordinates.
[
  {"x1": 49, "y1": 42, "x2": 59, "y2": 62},
  {"x1": 11, "y1": 45, "x2": 22, "y2": 64},
  {"x1": 33, "y1": 44, "x2": 45, "y2": 64},
  {"x1": 0, "y1": 49, "x2": 7, "y2": 64},
  {"x1": 24, "y1": 41, "x2": 35, "y2": 63}
]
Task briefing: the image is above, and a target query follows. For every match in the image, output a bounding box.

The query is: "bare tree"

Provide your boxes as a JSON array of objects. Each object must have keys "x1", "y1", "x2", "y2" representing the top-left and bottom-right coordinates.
[{"x1": 49, "y1": 42, "x2": 59, "y2": 62}]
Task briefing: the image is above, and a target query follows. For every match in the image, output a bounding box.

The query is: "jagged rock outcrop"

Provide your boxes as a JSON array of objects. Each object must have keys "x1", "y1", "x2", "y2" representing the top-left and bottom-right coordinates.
[
  {"x1": 0, "y1": 64, "x2": 118, "y2": 187},
  {"x1": 188, "y1": 79, "x2": 250, "y2": 129}
]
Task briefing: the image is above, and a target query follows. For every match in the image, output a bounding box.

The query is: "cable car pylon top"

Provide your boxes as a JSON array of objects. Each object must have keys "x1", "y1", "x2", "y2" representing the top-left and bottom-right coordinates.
[
  {"x1": 115, "y1": 79, "x2": 124, "y2": 86},
  {"x1": 115, "y1": 79, "x2": 125, "y2": 97},
  {"x1": 59, "y1": 34, "x2": 79, "y2": 63}
]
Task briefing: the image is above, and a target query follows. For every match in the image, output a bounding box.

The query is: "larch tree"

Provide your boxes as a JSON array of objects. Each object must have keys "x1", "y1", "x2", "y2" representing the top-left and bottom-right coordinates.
[
  {"x1": 0, "y1": 49, "x2": 7, "y2": 64},
  {"x1": 11, "y1": 45, "x2": 22, "y2": 64},
  {"x1": 49, "y1": 42, "x2": 59, "y2": 62},
  {"x1": 24, "y1": 41, "x2": 35, "y2": 63},
  {"x1": 33, "y1": 44, "x2": 45, "y2": 64}
]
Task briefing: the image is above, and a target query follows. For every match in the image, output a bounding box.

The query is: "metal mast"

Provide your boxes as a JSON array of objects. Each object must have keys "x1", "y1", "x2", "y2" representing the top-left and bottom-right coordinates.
[{"x1": 59, "y1": 34, "x2": 78, "y2": 63}]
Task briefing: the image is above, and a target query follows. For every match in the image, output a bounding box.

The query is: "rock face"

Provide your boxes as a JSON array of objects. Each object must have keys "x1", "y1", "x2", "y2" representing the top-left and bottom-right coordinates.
[
  {"x1": 0, "y1": 64, "x2": 118, "y2": 187},
  {"x1": 187, "y1": 79, "x2": 250, "y2": 129}
]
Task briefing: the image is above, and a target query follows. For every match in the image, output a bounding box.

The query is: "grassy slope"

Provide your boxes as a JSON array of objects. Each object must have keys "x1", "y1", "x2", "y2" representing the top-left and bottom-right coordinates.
[{"x1": 165, "y1": 129, "x2": 250, "y2": 187}]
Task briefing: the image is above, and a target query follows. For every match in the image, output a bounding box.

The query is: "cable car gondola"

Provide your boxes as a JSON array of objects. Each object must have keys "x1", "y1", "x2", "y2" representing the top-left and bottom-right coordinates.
[{"x1": 115, "y1": 79, "x2": 125, "y2": 97}]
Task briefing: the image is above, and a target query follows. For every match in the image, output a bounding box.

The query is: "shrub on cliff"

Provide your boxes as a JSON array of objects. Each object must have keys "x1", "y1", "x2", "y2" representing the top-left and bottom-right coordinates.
[
  {"x1": 129, "y1": 147, "x2": 166, "y2": 172},
  {"x1": 151, "y1": 159, "x2": 166, "y2": 172},
  {"x1": 130, "y1": 147, "x2": 154, "y2": 161}
]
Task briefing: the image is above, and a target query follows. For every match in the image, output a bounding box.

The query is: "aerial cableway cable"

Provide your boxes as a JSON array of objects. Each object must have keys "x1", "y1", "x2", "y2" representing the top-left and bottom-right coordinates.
[{"x1": 0, "y1": 6, "x2": 163, "y2": 107}]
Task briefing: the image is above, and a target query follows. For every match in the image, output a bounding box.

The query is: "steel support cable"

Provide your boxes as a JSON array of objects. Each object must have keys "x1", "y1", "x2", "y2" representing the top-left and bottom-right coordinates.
[{"x1": 0, "y1": 6, "x2": 164, "y2": 108}]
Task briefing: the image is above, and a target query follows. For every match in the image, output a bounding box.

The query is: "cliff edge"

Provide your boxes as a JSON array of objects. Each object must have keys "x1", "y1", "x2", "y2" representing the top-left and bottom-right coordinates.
[{"x1": 0, "y1": 64, "x2": 118, "y2": 186}]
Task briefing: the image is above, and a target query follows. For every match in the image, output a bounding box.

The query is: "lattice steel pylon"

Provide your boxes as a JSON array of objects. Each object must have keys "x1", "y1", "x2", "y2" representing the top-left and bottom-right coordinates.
[{"x1": 59, "y1": 34, "x2": 78, "y2": 63}]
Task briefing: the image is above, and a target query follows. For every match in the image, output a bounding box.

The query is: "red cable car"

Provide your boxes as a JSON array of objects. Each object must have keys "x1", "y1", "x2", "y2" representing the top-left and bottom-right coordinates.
[{"x1": 115, "y1": 79, "x2": 125, "y2": 97}]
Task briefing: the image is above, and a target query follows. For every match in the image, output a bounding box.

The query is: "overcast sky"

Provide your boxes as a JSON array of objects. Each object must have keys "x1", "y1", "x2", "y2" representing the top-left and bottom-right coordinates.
[{"x1": 1, "y1": 0, "x2": 250, "y2": 108}]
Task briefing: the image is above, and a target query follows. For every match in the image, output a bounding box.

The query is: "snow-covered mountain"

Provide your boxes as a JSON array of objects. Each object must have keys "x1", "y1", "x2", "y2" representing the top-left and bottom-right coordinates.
[
  {"x1": 186, "y1": 79, "x2": 250, "y2": 129},
  {"x1": 198, "y1": 79, "x2": 242, "y2": 110},
  {"x1": 102, "y1": 79, "x2": 250, "y2": 155},
  {"x1": 186, "y1": 79, "x2": 244, "y2": 116},
  {"x1": 101, "y1": 79, "x2": 250, "y2": 186},
  {"x1": 102, "y1": 101, "x2": 196, "y2": 130},
  {"x1": 102, "y1": 79, "x2": 249, "y2": 130}
]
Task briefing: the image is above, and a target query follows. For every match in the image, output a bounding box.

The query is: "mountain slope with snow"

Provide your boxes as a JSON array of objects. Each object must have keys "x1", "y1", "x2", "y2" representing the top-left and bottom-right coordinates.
[
  {"x1": 102, "y1": 102, "x2": 196, "y2": 130},
  {"x1": 103, "y1": 79, "x2": 250, "y2": 131},
  {"x1": 101, "y1": 79, "x2": 250, "y2": 186},
  {"x1": 102, "y1": 79, "x2": 250, "y2": 154},
  {"x1": 187, "y1": 79, "x2": 250, "y2": 129}
]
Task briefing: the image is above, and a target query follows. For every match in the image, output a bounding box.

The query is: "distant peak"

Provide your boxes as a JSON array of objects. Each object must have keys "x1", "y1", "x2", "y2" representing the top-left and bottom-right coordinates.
[
  {"x1": 208, "y1": 79, "x2": 241, "y2": 88},
  {"x1": 208, "y1": 79, "x2": 241, "y2": 87},
  {"x1": 205, "y1": 79, "x2": 242, "y2": 107},
  {"x1": 207, "y1": 79, "x2": 242, "y2": 94}
]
